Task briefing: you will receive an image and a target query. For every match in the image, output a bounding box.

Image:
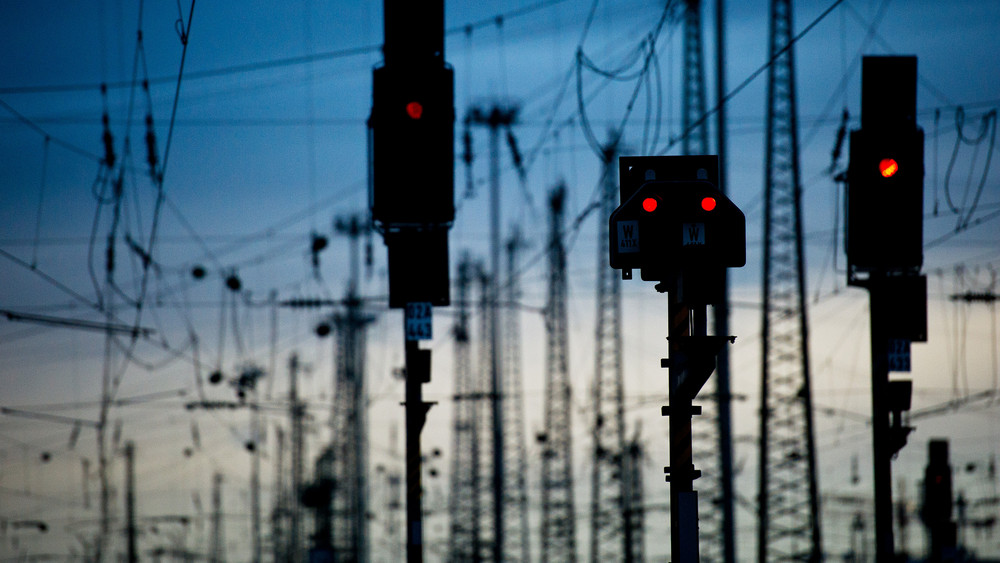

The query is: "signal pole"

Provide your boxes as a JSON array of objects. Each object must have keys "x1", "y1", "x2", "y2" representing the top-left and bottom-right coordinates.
[
  {"x1": 610, "y1": 156, "x2": 746, "y2": 563},
  {"x1": 846, "y1": 56, "x2": 927, "y2": 563},
  {"x1": 371, "y1": 2, "x2": 454, "y2": 561},
  {"x1": 125, "y1": 441, "x2": 137, "y2": 563},
  {"x1": 210, "y1": 473, "x2": 224, "y2": 563},
  {"x1": 288, "y1": 354, "x2": 305, "y2": 562}
]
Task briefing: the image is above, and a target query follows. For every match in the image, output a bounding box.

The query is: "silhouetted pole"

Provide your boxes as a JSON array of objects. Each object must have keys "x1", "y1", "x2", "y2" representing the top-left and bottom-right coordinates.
[
  {"x1": 668, "y1": 291, "x2": 699, "y2": 563},
  {"x1": 250, "y1": 394, "x2": 262, "y2": 563},
  {"x1": 404, "y1": 338, "x2": 432, "y2": 563},
  {"x1": 272, "y1": 428, "x2": 286, "y2": 562},
  {"x1": 289, "y1": 354, "x2": 304, "y2": 562},
  {"x1": 377, "y1": 2, "x2": 451, "y2": 561},
  {"x1": 869, "y1": 281, "x2": 894, "y2": 562},
  {"x1": 125, "y1": 441, "x2": 137, "y2": 563},
  {"x1": 663, "y1": 277, "x2": 728, "y2": 563},
  {"x1": 466, "y1": 103, "x2": 518, "y2": 562},
  {"x1": 714, "y1": 1, "x2": 737, "y2": 561},
  {"x1": 210, "y1": 473, "x2": 224, "y2": 563},
  {"x1": 846, "y1": 56, "x2": 926, "y2": 563}
]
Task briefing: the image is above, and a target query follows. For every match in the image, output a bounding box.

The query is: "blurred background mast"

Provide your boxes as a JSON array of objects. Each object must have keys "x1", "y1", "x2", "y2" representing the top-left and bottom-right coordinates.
[
  {"x1": 446, "y1": 255, "x2": 484, "y2": 561},
  {"x1": 590, "y1": 139, "x2": 634, "y2": 562},
  {"x1": 540, "y1": 185, "x2": 578, "y2": 562},
  {"x1": 756, "y1": 0, "x2": 822, "y2": 561},
  {"x1": 679, "y1": 1, "x2": 733, "y2": 561},
  {"x1": 502, "y1": 230, "x2": 531, "y2": 562},
  {"x1": 330, "y1": 215, "x2": 375, "y2": 562}
]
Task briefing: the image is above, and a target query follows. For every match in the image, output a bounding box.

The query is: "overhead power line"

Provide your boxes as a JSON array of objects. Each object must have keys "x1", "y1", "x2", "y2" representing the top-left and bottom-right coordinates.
[
  {"x1": 0, "y1": 98, "x2": 102, "y2": 161},
  {"x1": 0, "y1": 0, "x2": 571, "y2": 96},
  {"x1": 0, "y1": 45, "x2": 381, "y2": 95},
  {"x1": 0, "y1": 309, "x2": 154, "y2": 336}
]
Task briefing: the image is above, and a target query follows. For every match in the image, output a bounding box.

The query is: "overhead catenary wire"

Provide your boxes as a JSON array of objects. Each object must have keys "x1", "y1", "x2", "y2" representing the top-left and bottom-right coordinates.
[
  {"x1": 0, "y1": 98, "x2": 103, "y2": 162},
  {"x1": 576, "y1": 0, "x2": 675, "y2": 159},
  {"x1": 0, "y1": 0, "x2": 571, "y2": 96},
  {"x1": 943, "y1": 107, "x2": 998, "y2": 230}
]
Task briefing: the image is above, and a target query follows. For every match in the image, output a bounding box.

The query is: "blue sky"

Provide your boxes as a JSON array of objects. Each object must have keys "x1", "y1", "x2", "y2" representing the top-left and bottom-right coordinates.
[{"x1": 2, "y1": 0, "x2": 999, "y2": 560}]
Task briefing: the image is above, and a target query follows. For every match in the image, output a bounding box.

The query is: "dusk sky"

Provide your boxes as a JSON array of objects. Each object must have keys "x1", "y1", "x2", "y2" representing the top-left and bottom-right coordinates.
[{"x1": 2, "y1": 0, "x2": 999, "y2": 560}]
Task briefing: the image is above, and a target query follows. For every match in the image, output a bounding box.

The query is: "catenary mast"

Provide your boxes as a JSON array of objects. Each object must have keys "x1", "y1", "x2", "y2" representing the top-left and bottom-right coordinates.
[
  {"x1": 540, "y1": 185, "x2": 577, "y2": 563},
  {"x1": 757, "y1": 1, "x2": 822, "y2": 561}
]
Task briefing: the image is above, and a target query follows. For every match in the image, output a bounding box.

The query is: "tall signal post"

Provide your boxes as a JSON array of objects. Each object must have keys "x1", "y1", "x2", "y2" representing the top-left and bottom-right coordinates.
[
  {"x1": 610, "y1": 155, "x2": 746, "y2": 563},
  {"x1": 846, "y1": 56, "x2": 926, "y2": 563},
  {"x1": 370, "y1": 1, "x2": 454, "y2": 560},
  {"x1": 757, "y1": 1, "x2": 822, "y2": 561}
]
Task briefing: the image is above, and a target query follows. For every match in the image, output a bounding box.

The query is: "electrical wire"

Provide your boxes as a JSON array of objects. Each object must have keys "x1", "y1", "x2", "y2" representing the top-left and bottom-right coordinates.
[
  {"x1": 30, "y1": 136, "x2": 51, "y2": 270},
  {"x1": 943, "y1": 107, "x2": 997, "y2": 230},
  {"x1": 0, "y1": 0, "x2": 570, "y2": 97},
  {"x1": 0, "y1": 247, "x2": 101, "y2": 313},
  {"x1": 576, "y1": 1, "x2": 675, "y2": 159},
  {"x1": 800, "y1": 0, "x2": 891, "y2": 150},
  {"x1": 0, "y1": 98, "x2": 103, "y2": 162}
]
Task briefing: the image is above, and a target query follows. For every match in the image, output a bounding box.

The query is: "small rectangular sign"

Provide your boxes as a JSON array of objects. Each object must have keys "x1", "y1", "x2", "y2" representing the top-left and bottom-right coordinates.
[
  {"x1": 617, "y1": 220, "x2": 639, "y2": 253},
  {"x1": 405, "y1": 302, "x2": 433, "y2": 341},
  {"x1": 887, "y1": 338, "x2": 911, "y2": 372},
  {"x1": 683, "y1": 223, "x2": 705, "y2": 246}
]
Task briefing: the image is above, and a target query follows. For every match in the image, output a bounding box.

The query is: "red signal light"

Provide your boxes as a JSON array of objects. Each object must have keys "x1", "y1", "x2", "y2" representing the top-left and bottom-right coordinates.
[
  {"x1": 879, "y1": 158, "x2": 899, "y2": 178},
  {"x1": 701, "y1": 197, "x2": 717, "y2": 211},
  {"x1": 642, "y1": 197, "x2": 659, "y2": 213},
  {"x1": 406, "y1": 101, "x2": 423, "y2": 120}
]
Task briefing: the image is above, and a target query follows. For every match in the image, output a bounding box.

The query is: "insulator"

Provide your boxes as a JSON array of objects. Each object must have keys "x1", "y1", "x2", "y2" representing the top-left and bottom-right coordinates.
[
  {"x1": 106, "y1": 235, "x2": 115, "y2": 273},
  {"x1": 102, "y1": 113, "x2": 115, "y2": 169},
  {"x1": 145, "y1": 114, "x2": 159, "y2": 176}
]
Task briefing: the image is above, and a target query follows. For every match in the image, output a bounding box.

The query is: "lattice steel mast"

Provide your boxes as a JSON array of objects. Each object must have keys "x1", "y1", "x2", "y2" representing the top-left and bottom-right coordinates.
[
  {"x1": 540, "y1": 185, "x2": 577, "y2": 563},
  {"x1": 681, "y1": 2, "x2": 735, "y2": 562},
  {"x1": 757, "y1": 1, "x2": 822, "y2": 561},
  {"x1": 591, "y1": 142, "x2": 636, "y2": 562},
  {"x1": 466, "y1": 104, "x2": 519, "y2": 562},
  {"x1": 502, "y1": 230, "x2": 532, "y2": 562},
  {"x1": 447, "y1": 254, "x2": 485, "y2": 562},
  {"x1": 476, "y1": 267, "x2": 499, "y2": 560},
  {"x1": 681, "y1": 0, "x2": 710, "y2": 157},
  {"x1": 623, "y1": 428, "x2": 644, "y2": 563},
  {"x1": 329, "y1": 216, "x2": 375, "y2": 562}
]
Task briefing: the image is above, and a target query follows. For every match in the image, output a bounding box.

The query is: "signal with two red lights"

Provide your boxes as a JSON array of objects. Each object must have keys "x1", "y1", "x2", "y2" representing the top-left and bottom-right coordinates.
[{"x1": 610, "y1": 179, "x2": 746, "y2": 282}]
